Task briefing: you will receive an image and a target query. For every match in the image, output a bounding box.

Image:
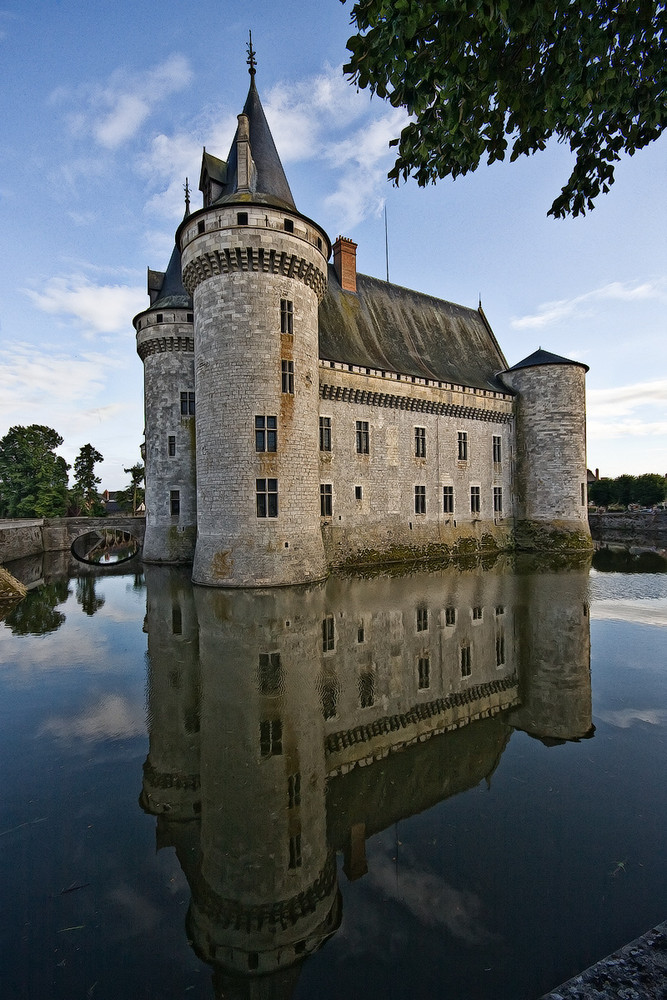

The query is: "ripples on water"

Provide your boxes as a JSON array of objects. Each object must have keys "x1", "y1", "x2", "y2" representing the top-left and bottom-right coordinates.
[{"x1": 0, "y1": 551, "x2": 665, "y2": 1000}]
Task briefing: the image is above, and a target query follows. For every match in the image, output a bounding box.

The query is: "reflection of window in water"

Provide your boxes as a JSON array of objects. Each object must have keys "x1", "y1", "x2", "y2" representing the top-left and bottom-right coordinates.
[
  {"x1": 445, "y1": 606, "x2": 456, "y2": 626},
  {"x1": 460, "y1": 645, "x2": 472, "y2": 677},
  {"x1": 359, "y1": 671, "x2": 375, "y2": 708},
  {"x1": 418, "y1": 654, "x2": 430, "y2": 690},
  {"x1": 260, "y1": 718, "x2": 282, "y2": 757},
  {"x1": 357, "y1": 622, "x2": 365, "y2": 643},
  {"x1": 320, "y1": 673, "x2": 339, "y2": 720},
  {"x1": 172, "y1": 605, "x2": 182, "y2": 635},
  {"x1": 496, "y1": 605, "x2": 505, "y2": 616},
  {"x1": 258, "y1": 652, "x2": 282, "y2": 694},
  {"x1": 496, "y1": 632, "x2": 505, "y2": 666},
  {"x1": 472, "y1": 606, "x2": 483, "y2": 621},
  {"x1": 288, "y1": 832, "x2": 302, "y2": 869},
  {"x1": 287, "y1": 772, "x2": 301, "y2": 809},
  {"x1": 322, "y1": 615, "x2": 335, "y2": 652},
  {"x1": 417, "y1": 606, "x2": 428, "y2": 632}
]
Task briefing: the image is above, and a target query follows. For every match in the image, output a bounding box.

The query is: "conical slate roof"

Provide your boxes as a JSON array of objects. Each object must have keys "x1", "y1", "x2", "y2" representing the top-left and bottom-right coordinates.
[
  {"x1": 214, "y1": 77, "x2": 296, "y2": 211},
  {"x1": 504, "y1": 348, "x2": 589, "y2": 373},
  {"x1": 151, "y1": 242, "x2": 192, "y2": 310}
]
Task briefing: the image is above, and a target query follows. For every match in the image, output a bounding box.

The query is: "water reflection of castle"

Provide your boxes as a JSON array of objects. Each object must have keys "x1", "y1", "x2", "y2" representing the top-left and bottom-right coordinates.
[{"x1": 140, "y1": 561, "x2": 592, "y2": 997}]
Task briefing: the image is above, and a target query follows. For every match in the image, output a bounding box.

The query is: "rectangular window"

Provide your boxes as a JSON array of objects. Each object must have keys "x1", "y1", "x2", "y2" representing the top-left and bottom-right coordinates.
[
  {"x1": 355, "y1": 485, "x2": 362, "y2": 501},
  {"x1": 496, "y1": 632, "x2": 505, "y2": 666},
  {"x1": 256, "y1": 478, "x2": 278, "y2": 518},
  {"x1": 288, "y1": 833, "x2": 302, "y2": 869},
  {"x1": 288, "y1": 772, "x2": 301, "y2": 809},
  {"x1": 415, "y1": 426, "x2": 426, "y2": 458},
  {"x1": 258, "y1": 652, "x2": 282, "y2": 694},
  {"x1": 168, "y1": 435, "x2": 176, "y2": 456},
  {"x1": 471, "y1": 486, "x2": 481, "y2": 514},
  {"x1": 415, "y1": 485, "x2": 426, "y2": 514},
  {"x1": 172, "y1": 605, "x2": 182, "y2": 635},
  {"x1": 460, "y1": 645, "x2": 472, "y2": 677},
  {"x1": 581, "y1": 482, "x2": 586, "y2": 505},
  {"x1": 458, "y1": 431, "x2": 468, "y2": 461},
  {"x1": 494, "y1": 486, "x2": 503, "y2": 514},
  {"x1": 281, "y1": 359, "x2": 294, "y2": 394},
  {"x1": 322, "y1": 614, "x2": 335, "y2": 652},
  {"x1": 280, "y1": 298, "x2": 293, "y2": 334},
  {"x1": 496, "y1": 605, "x2": 505, "y2": 616},
  {"x1": 180, "y1": 391, "x2": 195, "y2": 415},
  {"x1": 355, "y1": 420, "x2": 369, "y2": 454},
  {"x1": 357, "y1": 623, "x2": 365, "y2": 643},
  {"x1": 445, "y1": 606, "x2": 456, "y2": 626},
  {"x1": 418, "y1": 655, "x2": 430, "y2": 690},
  {"x1": 359, "y1": 671, "x2": 375, "y2": 708},
  {"x1": 255, "y1": 415, "x2": 278, "y2": 452},
  {"x1": 283, "y1": 218, "x2": 294, "y2": 234},
  {"x1": 170, "y1": 489, "x2": 180, "y2": 515},
  {"x1": 493, "y1": 435, "x2": 502, "y2": 464},
  {"x1": 320, "y1": 675, "x2": 338, "y2": 719},
  {"x1": 443, "y1": 485, "x2": 454, "y2": 514},
  {"x1": 237, "y1": 211, "x2": 248, "y2": 225},
  {"x1": 320, "y1": 483, "x2": 332, "y2": 517},
  {"x1": 319, "y1": 416, "x2": 331, "y2": 451},
  {"x1": 472, "y1": 606, "x2": 483, "y2": 621},
  {"x1": 260, "y1": 718, "x2": 282, "y2": 757},
  {"x1": 417, "y1": 606, "x2": 428, "y2": 632}
]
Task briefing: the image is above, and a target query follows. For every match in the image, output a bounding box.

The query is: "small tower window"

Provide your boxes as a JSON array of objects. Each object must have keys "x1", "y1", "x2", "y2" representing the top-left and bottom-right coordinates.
[
  {"x1": 180, "y1": 391, "x2": 195, "y2": 415},
  {"x1": 187, "y1": 312, "x2": 193, "y2": 322},
  {"x1": 156, "y1": 313, "x2": 164, "y2": 324},
  {"x1": 283, "y1": 218, "x2": 294, "y2": 233},
  {"x1": 280, "y1": 299, "x2": 293, "y2": 334},
  {"x1": 168, "y1": 435, "x2": 176, "y2": 456},
  {"x1": 281, "y1": 360, "x2": 294, "y2": 394},
  {"x1": 319, "y1": 416, "x2": 331, "y2": 451},
  {"x1": 197, "y1": 220, "x2": 205, "y2": 234},
  {"x1": 256, "y1": 479, "x2": 278, "y2": 518},
  {"x1": 237, "y1": 211, "x2": 248, "y2": 225},
  {"x1": 493, "y1": 435, "x2": 502, "y2": 464},
  {"x1": 255, "y1": 415, "x2": 277, "y2": 452},
  {"x1": 355, "y1": 485, "x2": 362, "y2": 501},
  {"x1": 320, "y1": 483, "x2": 332, "y2": 517},
  {"x1": 170, "y1": 490, "x2": 180, "y2": 516}
]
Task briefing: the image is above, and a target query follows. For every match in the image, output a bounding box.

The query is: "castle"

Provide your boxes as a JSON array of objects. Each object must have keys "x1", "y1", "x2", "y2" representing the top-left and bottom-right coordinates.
[{"x1": 134, "y1": 59, "x2": 591, "y2": 588}]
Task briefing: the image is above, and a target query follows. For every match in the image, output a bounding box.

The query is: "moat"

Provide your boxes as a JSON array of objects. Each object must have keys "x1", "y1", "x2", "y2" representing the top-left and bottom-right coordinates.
[{"x1": 1, "y1": 551, "x2": 665, "y2": 1000}]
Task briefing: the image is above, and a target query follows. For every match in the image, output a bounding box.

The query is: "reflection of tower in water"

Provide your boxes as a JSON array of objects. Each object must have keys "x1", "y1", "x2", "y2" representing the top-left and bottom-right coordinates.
[{"x1": 139, "y1": 559, "x2": 592, "y2": 994}]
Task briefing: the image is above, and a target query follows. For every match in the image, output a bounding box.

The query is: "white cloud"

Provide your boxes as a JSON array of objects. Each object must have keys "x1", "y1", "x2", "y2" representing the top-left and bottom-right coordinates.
[
  {"x1": 511, "y1": 278, "x2": 667, "y2": 330},
  {"x1": 39, "y1": 693, "x2": 145, "y2": 741},
  {"x1": 25, "y1": 274, "x2": 145, "y2": 335},
  {"x1": 596, "y1": 707, "x2": 667, "y2": 728},
  {"x1": 52, "y1": 54, "x2": 193, "y2": 150},
  {"x1": 587, "y1": 379, "x2": 667, "y2": 443}
]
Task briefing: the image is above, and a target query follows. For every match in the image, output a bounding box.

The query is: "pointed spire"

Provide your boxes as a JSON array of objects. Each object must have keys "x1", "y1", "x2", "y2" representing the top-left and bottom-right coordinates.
[
  {"x1": 246, "y1": 30, "x2": 257, "y2": 78},
  {"x1": 184, "y1": 177, "x2": 191, "y2": 217}
]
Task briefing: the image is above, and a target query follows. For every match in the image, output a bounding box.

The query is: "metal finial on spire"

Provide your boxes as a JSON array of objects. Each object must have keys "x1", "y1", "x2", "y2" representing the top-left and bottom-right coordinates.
[
  {"x1": 184, "y1": 177, "x2": 190, "y2": 215},
  {"x1": 247, "y1": 30, "x2": 257, "y2": 77}
]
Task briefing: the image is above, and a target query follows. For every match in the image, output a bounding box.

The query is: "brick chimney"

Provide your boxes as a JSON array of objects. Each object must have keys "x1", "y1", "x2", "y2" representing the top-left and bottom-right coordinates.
[{"x1": 333, "y1": 236, "x2": 358, "y2": 293}]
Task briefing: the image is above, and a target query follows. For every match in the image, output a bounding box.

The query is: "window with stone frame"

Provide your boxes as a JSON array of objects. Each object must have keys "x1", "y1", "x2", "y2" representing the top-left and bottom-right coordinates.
[
  {"x1": 418, "y1": 655, "x2": 430, "y2": 690},
  {"x1": 470, "y1": 486, "x2": 481, "y2": 514},
  {"x1": 281, "y1": 360, "x2": 294, "y2": 394},
  {"x1": 168, "y1": 435, "x2": 176, "y2": 456},
  {"x1": 170, "y1": 489, "x2": 180, "y2": 515},
  {"x1": 493, "y1": 486, "x2": 503, "y2": 514},
  {"x1": 493, "y1": 435, "x2": 502, "y2": 465},
  {"x1": 255, "y1": 415, "x2": 277, "y2": 452},
  {"x1": 280, "y1": 298, "x2": 293, "y2": 334},
  {"x1": 319, "y1": 416, "x2": 332, "y2": 451},
  {"x1": 355, "y1": 420, "x2": 369, "y2": 454},
  {"x1": 415, "y1": 426, "x2": 426, "y2": 458},
  {"x1": 443, "y1": 485, "x2": 454, "y2": 514},
  {"x1": 320, "y1": 483, "x2": 332, "y2": 517},
  {"x1": 256, "y1": 478, "x2": 278, "y2": 518},
  {"x1": 458, "y1": 431, "x2": 468, "y2": 461},
  {"x1": 415, "y1": 485, "x2": 426, "y2": 514},
  {"x1": 180, "y1": 391, "x2": 195, "y2": 415}
]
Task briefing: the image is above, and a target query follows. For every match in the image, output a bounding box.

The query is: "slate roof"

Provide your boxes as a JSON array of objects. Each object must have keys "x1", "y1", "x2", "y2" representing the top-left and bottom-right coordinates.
[
  {"x1": 504, "y1": 348, "x2": 589, "y2": 372},
  {"x1": 212, "y1": 78, "x2": 296, "y2": 211},
  {"x1": 150, "y1": 243, "x2": 192, "y2": 311},
  {"x1": 319, "y1": 265, "x2": 510, "y2": 393}
]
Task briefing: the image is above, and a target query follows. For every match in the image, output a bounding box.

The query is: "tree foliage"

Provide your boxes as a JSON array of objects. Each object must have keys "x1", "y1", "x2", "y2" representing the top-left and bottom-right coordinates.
[
  {"x1": 0, "y1": 425, "x2": 70, "y2": 518},
  {"x1": 117, "y1": 463, "x2": 145, "y2": 516},
  {"x1": 342, "y1": 0, "x2": 667, "y2": 217},
  {"x1": 70, "y1": 444, "x2": 105, "y2": 516},
  {"x1": 589, "y1": 473, "x2": 666, "y2": 507}
]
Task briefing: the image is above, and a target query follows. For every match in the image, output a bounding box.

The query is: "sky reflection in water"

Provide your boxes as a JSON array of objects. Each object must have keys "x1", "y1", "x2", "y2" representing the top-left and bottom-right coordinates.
[{"x1": 0, "y1": 552, "x2": 665, "y2": 1000}]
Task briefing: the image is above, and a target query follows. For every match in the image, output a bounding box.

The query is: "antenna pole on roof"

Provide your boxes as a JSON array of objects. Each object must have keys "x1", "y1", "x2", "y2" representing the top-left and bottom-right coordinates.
[
  {"x1": 384, "y1": 204, "x2": 389, "y2": 283},
  {"x1": 247, "y1": 30, "x2": 257, "y2": 78}
]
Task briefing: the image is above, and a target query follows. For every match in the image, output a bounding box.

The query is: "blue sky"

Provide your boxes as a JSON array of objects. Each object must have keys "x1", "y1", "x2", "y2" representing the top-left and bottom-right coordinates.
[{"x1": 1, "y1": 1, "x2": 665, "y2": 488}]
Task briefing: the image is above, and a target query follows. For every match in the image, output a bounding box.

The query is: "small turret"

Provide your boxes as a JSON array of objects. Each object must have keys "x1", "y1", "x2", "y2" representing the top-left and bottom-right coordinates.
[
  {"x1": 134, "y1": 184, "x2": 196, "y2": 563},
  {"x1": 499, "y1": 349, "x2": 592, "y2": 550}
]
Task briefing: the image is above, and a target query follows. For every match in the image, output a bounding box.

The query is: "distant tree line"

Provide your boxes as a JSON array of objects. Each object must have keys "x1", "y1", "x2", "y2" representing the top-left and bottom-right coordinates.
[
  {"x1": 589, "y1": 473, "x2": 666, "y2": 509},
  {"x1": 0, "y1": 424, "x2": 144, "y2": 519}
]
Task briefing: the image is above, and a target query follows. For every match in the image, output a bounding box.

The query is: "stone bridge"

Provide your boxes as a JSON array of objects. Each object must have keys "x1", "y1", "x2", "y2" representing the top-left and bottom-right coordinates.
[{"x1": 0, "y1": 516, "x2": 146, "y2": 565}]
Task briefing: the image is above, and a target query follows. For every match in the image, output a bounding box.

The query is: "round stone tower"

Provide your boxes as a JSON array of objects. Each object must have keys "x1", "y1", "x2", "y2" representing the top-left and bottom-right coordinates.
[
  {"x1": 499, "y1": 349, "x2": 592, "y2": 550},
  {"x1": 134, "y1": 228, "x2": 197, "y2": 563},
  {"x1": 178, "y1": 71, "x2": 330, "y2": 587}
]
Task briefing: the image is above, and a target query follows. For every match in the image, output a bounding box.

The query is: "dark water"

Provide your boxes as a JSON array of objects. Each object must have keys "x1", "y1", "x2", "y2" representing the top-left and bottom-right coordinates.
[{"x1": 1, "y1": 553, "x2": 665, "y2": 1000}]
